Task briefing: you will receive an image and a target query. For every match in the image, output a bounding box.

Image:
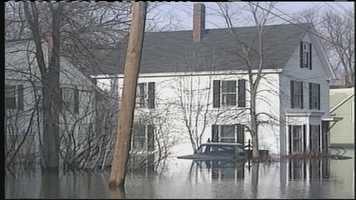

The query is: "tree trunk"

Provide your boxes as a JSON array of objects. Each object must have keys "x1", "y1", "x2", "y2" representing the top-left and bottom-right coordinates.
[
  {"x1": 23, "y1": 2, "x2": 62, "y2": 171},
  {"x1": 250, "y1": 83, "x2": 260, "y2": 159},
  {"x1": 109, "y1": 2, "x2": 147, "y2": 189},
  {"x1": 43, "y1": 3, "x2": 62, "y2": 171},
  {"x1": 251, "y1": 131, "x2": 259, "y2": 158}
]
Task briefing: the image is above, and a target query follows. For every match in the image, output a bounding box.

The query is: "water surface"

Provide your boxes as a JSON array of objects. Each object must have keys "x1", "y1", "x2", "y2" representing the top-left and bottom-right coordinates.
[{"x1": 5, "y1": 149, "x2": 354, "y2": 199}]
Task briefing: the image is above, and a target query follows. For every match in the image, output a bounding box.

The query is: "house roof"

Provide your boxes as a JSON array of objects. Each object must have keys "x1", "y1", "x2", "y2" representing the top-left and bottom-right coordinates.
[{"x1": 83, "y1": 23, "x2": 313, "y2": 76}]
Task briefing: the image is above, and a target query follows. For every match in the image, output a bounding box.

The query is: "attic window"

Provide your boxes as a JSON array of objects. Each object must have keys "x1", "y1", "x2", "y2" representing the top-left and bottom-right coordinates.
[{"x1": 300, "y1": 41, "x2": 312, "y2": 70}]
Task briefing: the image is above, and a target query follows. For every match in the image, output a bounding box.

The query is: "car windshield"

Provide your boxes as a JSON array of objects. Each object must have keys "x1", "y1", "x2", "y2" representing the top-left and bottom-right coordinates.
[{"x1": 198, "y1": 145, "x2": 239, "y2": 154}]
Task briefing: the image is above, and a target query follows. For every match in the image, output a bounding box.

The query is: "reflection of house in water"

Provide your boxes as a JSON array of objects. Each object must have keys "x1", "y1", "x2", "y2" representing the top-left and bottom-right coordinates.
[
  {"x1": 191, "y1": 160, "x2": 245, "y2": 182},
  {"x1": 209, "y1": 161, "x2": 245, "y2": 180},
  {"x1": 287, "y1": 159, "x2": 330, "y2": 181}
]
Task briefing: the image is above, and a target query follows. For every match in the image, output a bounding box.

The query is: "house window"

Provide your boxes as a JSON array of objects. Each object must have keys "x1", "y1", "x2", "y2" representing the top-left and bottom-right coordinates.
[
  {"x1": 221, "y1": 81, "x2": 236, "y2": 106},
  {"x1": 309, "y1": 83, "x2": 320, "y2": 110},
  {"x1": 213, "y1": 80, "x2": 246, "y2": 108},
  {"x1": 136, "y1": 82, "x2": 155, "y2": 109},
  {"x1": 132, "y1": 123, "x2": 155, "y2": 152},
  {"x1": 61, "y1": 87, "x2": 79, "y2": 114},
  {"x1": 290, "y1": 80, "x2": 304, "y2": 109},
  {"x1": 300, "y1": 41, "x2": 312, "y2": 69},
  {"x1": 220, "y1": 125, "x2": 235, "y2": 143},
  {"x1": 5, "y1": 84, "x2": 24, "y2": 110},
  {"x1": 132, "y1": 124, "x2": 146, "y2": 150},
  {"x1": 211, "y1": 124, "x2": 245, "y2": 144}
]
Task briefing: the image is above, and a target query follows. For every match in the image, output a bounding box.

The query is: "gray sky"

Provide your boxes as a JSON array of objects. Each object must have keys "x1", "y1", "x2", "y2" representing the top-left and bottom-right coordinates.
[{"x1": 148, "y1": 2, "x2": 354, "y2": 31}]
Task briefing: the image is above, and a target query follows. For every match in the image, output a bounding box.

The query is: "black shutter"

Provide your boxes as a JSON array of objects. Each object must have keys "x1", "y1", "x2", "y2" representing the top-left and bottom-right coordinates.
[
  {"x1": 148, "y1": 82, "x2": 155, "y2": 109},
  {"x1": 238, "y1": 79, "x2": 246, "y2": 107},
  {"x1": 17, "y1": 85, "x2": 24, "y2": 110},
  {"x1": 212, "y1": 125, "x2": 218, "y2": 142},
  {"x1": 74, "y1": 88, "x2": 79, "y2": 114},
  {"x1": 147, "y1": 124, "x2": 155, "y2": 151},
  {"x1": 138, "y1": 83, "x2": 145, "y2": 107},
  {"x1": 303, "y1": 125, "x2": 306, "y2": 153},
  {"x1": 317, "y1": 84, "x2": 320, "y2": 110},
  {"x1": 213, "y1": 80, "x2": 220, "y2": 108},
  {"x1": 309, "y1": 43, "x2": 312, "y2": 70},
  {"x1": 300, "y1": 82, "x2": 304, "y2": 109},
  {"x1": 288, "y1": 125, "x2": 292, "y2": 154},
  {"x1": 300, "y1": 41, "x2": 304, "y2": 68},
  {"x1": 237, "y1": 124, "x2": 244, "y2": 144},
  {"x1": 290, "y1": 80, "x2": 294, "y2": 108},
  {"x1": 309, "y1": 83, "x2": 312, "y2": 109}
]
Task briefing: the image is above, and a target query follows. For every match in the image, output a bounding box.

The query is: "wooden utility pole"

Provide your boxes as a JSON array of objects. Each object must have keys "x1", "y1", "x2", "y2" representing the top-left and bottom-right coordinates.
[{"x1": 109, "y1": 1, "x2": 147, "y2": 189}]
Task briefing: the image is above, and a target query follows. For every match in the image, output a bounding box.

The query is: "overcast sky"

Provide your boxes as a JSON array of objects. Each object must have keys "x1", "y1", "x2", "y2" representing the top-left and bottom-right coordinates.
[{"x1": 148, "y1": 2, "x2": 354, "y2": 31}]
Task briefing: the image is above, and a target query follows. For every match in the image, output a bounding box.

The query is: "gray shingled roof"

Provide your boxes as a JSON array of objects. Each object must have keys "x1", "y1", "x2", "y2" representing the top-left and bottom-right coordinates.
[{"x1": 90, "y1": 23, "x2": 311, "y2": 75}]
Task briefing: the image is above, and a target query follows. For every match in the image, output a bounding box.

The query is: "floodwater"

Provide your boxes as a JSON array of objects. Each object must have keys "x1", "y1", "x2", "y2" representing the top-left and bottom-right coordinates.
[{"x1": 5, "y1": 149, "x2": 354, "y2": 199}]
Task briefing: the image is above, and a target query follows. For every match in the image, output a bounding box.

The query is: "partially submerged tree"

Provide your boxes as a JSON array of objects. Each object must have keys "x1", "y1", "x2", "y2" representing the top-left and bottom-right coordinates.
[
  {"x1": 23, "y1": 1, "x2": 63, "y2": 170},
  {"x1": 216, "y1": 2, "x2": 277, "y2": 158},
  {"x1": 5, "y1": 1, "x2": 132, "y2": 171}
]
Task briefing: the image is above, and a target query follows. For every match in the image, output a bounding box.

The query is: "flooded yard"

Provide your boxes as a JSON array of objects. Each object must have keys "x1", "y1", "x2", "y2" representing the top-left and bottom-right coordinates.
[{"x1": 5, "y1": 149, "x2": 354, "y2": 199}]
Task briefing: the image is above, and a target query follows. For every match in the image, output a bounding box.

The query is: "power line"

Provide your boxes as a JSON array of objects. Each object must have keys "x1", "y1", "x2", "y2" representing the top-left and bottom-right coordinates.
[
  {"x1": 248, "y1": 2, "x2": 339, "y2": 47},
  {"x1": 247, "y1": 2, "x2": 341, "y2": 78}
]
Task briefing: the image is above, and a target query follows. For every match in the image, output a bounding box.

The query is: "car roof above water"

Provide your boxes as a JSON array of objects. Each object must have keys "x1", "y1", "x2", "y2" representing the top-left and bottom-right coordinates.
[{"x1": 201, "y1": 143, "x2": 244, "y2": 147}]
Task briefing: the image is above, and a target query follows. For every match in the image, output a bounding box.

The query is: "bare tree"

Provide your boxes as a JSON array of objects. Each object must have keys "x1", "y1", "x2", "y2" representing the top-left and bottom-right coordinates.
[
  {"x1": 5, "y1": 1, "x2": 133, "y2": 171},
  {"x1": 23, "y1": 1, "x2": 63, "y2": 170},
  {"x1": 293, "y1": 6, "x2": 354, "y2": 87},
  {"x1": 216, "y1": 2, "x2": 277, "y2": 158},
  {"x1": 320, "y1": 9, "x2": 354, "y2": 87}
]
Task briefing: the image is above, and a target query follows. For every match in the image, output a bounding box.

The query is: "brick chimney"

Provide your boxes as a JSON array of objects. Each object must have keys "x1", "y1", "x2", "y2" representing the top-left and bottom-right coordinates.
[{"x1": 192, "y1": 3, "x2": 205, "y2": 42}]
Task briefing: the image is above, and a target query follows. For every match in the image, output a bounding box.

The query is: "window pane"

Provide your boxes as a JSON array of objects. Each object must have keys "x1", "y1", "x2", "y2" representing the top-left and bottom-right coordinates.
[
  {"x1": 223, "y1": 94, "x2": 236, "y2": 106},
  {"x1": 133, "y1": 124, "x2": 146, "y2": 150},
  {"x1": 222, "y1": 81, "x2": 236, "y2": 93},
  {"x1": 135, "y1": 125, "x2": 145, "y2": 137},
  {"x1": 303, "y1": 52, "x2": 308, "y2": 66},
  {"x1": 133, "y1": 136, "x2": 145, "y2": 150},
  {"x1": 221, "y1": 125, "x2": 235, "y2": 143}
]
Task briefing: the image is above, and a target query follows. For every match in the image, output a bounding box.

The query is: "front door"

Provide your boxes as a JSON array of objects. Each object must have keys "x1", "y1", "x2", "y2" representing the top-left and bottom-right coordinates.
[
  {"x1": 289, "y1": 125, "x2": 304, "y2": 154},
  {"x1": 292, "y1": 126, "x2": 303, "y2": 153},
  {"x1": 310, "y1": 125, "x2": 320, "y2": 153},
  {"x1": 321, "y1": 121, "x2": 329, "y2": 154}
]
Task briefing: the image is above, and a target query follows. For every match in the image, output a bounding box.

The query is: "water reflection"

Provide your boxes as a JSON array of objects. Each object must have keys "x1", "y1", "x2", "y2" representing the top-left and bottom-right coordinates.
[
  {"x1": 5, "y1": 150, "x2": 354, "y2": 199},
  {"x1": 287, "y1": 158, "x2": 330, "y2": 181},
  {"x1": 40, "y1": 170, "x2": 60, "y2": 198},
  {"x1": 188, "y1": 160, "x2": 246, "y2": 183}
]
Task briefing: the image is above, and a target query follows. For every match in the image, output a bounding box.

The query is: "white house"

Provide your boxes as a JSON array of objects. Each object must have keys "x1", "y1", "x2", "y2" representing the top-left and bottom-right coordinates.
[
  {"x1": 5, "y1": 39, "x2": 97, "y2": 165},
  {"x1": 91, "y1": 4, "x2": 335, "y2": 157}
]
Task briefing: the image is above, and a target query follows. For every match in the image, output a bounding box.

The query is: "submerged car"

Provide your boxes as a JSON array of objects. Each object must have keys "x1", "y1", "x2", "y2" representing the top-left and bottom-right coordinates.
[{"x1": 177, "y1": 142, "x2": 247, "y2": 161}]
